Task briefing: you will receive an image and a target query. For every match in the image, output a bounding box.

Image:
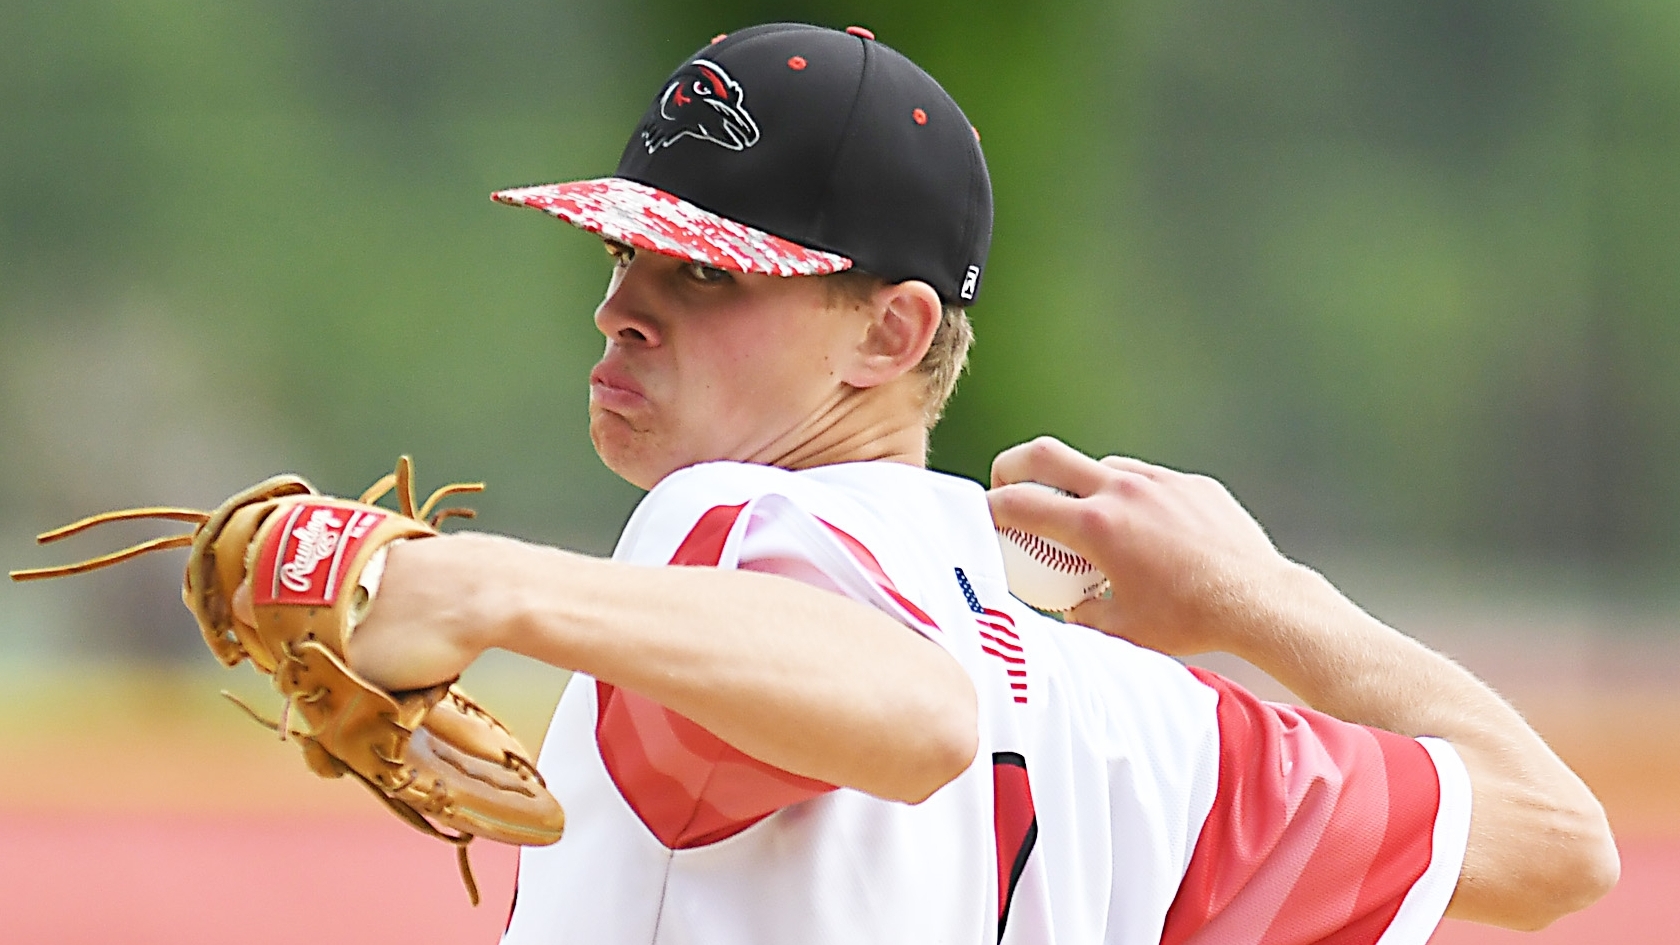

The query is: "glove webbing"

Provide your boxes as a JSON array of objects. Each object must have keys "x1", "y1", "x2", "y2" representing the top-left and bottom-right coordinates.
[
  {"x1": 7, "y1": 506, "x2": 208, "y2": 581},
  {"x1": 221, "y1": 688, "x2": 483, "y2": 905}
]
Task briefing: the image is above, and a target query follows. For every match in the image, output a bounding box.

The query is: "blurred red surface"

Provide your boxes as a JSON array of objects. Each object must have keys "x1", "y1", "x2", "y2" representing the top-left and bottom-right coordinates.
[
  {"x1": 0, "y1": 812, "x2": 517, "y2": 945},
  {"x1": 1429, "y1": 837, "x2": 1680, "y2": 944},
  {"x1": 1, "y1": 672, "x2": 1672, "y2": 943},
  {"x1": 0, "y1": 812, "x2": 1672, "y2": 944}
]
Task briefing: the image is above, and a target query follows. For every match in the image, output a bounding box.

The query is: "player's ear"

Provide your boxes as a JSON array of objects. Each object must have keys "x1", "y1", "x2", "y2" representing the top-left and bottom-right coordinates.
[{"x1": 843, "y1": 279, "x2": 942, "y2": 389}]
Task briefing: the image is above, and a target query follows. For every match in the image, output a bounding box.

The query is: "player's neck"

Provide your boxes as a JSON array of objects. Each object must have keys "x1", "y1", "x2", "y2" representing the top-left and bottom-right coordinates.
[{"x1": 757, "y1": 381, "x2": 929, "y2": 472}]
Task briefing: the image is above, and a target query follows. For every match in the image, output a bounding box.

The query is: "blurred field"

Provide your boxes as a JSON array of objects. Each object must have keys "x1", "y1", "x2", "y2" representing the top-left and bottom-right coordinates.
[
  {"x1": 0, "y1": 658, "x2": 565, "y2": 944},
  {"x1": 5, "y1": 3, "x2": 1679, "y2": 942},
  {"x1": 0, "y1": 647, "x2": 1674, "y2": 944},
  {"x1": 0, "y1": 813, "x2": 520, "y2": 944}
]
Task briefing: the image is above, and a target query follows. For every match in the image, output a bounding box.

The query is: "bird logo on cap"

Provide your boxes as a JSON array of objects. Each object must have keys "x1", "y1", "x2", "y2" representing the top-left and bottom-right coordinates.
[{"x1": 641, "y1": 59, "x2": 761, "y2": 154}]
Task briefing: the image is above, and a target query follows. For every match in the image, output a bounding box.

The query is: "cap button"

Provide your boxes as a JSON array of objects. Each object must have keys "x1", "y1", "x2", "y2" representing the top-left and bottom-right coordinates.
[{"x1": 845, "y1": 26, "x2": 875, "y2": 40}]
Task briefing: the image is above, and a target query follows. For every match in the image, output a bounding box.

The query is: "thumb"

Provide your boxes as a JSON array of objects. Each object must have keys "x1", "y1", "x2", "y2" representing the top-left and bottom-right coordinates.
[{"x1": 1064, "y1": 594, "x2": 1124, "y2": 636}]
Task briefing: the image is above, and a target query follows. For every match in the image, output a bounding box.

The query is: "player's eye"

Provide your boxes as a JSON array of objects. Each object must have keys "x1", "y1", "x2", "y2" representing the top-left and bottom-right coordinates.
[
  {"x1": 604, "y1": 240, "x2": 634, "y2": 266},
  {"x1": 683, "y1": 261, "x2": 733, "y2": 284}
]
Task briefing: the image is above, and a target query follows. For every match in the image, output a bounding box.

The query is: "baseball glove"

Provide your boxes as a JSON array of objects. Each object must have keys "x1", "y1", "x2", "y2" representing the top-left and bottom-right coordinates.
[{"x1": 10, "y1": 456, "x2": 565, "y2": 904}]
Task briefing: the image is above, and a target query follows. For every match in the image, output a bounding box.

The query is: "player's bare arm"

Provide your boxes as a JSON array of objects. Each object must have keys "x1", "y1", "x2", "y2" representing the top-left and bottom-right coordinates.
[
  {"x1": 987, "y1": 435, "x2": 1620, "y2": 930},
  {"x1": 347, "y1": 532, "x2": 976, "y2": 804}
]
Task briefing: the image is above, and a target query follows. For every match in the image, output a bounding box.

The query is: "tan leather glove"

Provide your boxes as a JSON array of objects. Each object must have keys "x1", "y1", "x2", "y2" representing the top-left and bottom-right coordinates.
[{"x1": 12, "y1": 457, "x2": 565, "y2": 904}]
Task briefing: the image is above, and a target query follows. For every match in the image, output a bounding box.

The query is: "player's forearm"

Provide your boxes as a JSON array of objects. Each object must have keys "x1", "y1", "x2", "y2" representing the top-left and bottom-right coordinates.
[
  {"x1": 1231, "y1": 561, "x2": 1619, "y2": 930},
  {"x1": 489, "y1": 539, "x2": 977, "y2": 803}
]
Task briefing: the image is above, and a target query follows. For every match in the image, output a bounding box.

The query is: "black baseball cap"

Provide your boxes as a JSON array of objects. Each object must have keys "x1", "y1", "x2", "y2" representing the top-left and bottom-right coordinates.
[{"x1": 493, "y1": 23, "x2": 994, "y2": 305}]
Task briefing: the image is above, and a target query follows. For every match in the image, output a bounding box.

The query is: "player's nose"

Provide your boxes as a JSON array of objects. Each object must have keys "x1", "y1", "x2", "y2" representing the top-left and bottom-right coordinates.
[{"x1": 593, "y1": 257, "x2": 664, "y2": 347}]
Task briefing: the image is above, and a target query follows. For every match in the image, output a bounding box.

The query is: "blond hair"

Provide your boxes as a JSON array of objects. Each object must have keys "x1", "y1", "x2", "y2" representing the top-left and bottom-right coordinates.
[{"x1": 823, "y1": 270, "x2": 974, "y2": 428}]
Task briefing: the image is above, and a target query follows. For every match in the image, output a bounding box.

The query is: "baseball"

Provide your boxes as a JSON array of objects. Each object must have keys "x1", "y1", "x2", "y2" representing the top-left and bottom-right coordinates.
[{"x1": 996, "y1": 483, "x2": 1109, "y2": 612}]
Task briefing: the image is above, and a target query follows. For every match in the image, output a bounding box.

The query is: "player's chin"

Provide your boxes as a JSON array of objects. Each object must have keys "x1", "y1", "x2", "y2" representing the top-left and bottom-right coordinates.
[{"x1": 589, "y1": 410, "x2": 675, "y2": 491}]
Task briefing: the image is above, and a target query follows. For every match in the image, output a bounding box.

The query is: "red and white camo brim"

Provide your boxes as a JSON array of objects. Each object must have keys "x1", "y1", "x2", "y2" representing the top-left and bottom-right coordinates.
[{"x1": 491, "y1": 178, "x2": 853, "y2": 277}]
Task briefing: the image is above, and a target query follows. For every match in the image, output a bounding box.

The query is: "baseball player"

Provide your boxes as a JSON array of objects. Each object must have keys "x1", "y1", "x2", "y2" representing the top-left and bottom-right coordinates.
[{"x1": 344, "y1": 23, "x2": 1617, "y2": 943}]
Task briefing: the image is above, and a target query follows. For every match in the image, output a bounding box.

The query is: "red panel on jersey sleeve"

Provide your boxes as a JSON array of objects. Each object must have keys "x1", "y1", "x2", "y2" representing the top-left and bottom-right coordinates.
[
  {"x1": 595, "y1": 502, "x2": 837, "y2": 850},
  {"x1": 818, "y1": 519, "x2": 940, "y2": 632},
  {"x1": 1160, "y1": 668, "x2": 1442, "y2": 945},
  {"x1": 595, "y1": 683, "x2": 835, "y2": 847}
]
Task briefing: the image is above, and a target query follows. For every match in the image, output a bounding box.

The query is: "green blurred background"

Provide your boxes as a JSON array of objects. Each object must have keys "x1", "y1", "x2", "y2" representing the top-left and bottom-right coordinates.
[{"x1": 4, "y1": 0, "x2": 1678, "y2": 670}]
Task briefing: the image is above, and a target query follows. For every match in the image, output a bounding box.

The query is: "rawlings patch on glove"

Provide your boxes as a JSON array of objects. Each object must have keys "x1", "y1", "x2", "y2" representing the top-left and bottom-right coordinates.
[{"x1": 10, "y1": 457, "x2": 565, "y2": 904}]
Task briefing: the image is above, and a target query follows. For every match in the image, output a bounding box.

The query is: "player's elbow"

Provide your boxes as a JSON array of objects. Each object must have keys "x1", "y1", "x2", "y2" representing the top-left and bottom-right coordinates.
[
  {"x1": 894, "y1": 672, "x2": 979, "y2": 805},
  {"x1": 899, "y1": 721, "x2": 978, "y2": 805},
  {"x1": 1525, "y1": 804, "x2": 1620, "y2": 928},
  {"x1": 1469, "y1": 795, "x2": 1620, "y2": 931},
  {"x1": 1564, "y1": 833, "x2": 1621, "y2": 920}
]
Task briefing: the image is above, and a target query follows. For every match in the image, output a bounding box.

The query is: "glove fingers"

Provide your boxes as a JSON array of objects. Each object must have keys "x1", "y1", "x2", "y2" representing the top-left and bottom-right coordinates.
[{"x1": 405, "y1": 724, "x2": 565, "y2": 846}]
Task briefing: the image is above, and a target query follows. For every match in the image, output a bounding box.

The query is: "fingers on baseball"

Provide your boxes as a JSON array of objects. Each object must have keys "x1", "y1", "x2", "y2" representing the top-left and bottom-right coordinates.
[
  {"x1": 991, "y1": 485, "x2": 1127, "y2": 574},
  {"x1": 986, "y1": 480, "x2": 1076, "y2": 539},
  {"x1": 1097, "y1": 454, "x2": 1170, "y2": 478},
  {"x1": 1103, "y1": 459, "x2": 1236, "y2": 511},
  {"x1": 990, "y1": 436, "x2": 1110, "y2": 495}
]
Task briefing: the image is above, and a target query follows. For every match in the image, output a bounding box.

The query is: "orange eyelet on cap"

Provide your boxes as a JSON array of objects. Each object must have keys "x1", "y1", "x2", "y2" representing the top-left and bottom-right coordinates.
[
  {"x1": 788, "y1": 56, "x2": 807, "y2": 70},
  {"x1": 912, "y1": 108, "x2": 928, "y2": 125},
  {"x1": 845, "y1": 26, "x2": 875, "y2": 40},
  {"x1": 710, "y1": 33, "x2": 727, "y2": 44}
]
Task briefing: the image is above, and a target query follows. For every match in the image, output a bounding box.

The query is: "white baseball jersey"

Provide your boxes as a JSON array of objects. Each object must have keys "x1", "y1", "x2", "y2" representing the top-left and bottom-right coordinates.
[{"x1": 503, "y1": 461, "x2": 1471, "y2": 945}]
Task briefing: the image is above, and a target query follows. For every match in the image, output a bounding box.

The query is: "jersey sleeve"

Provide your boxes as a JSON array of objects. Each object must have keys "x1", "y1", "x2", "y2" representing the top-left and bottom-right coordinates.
[
  {"x1": 1160, "y1": 668, "x2": 1471, "y2": 945},
  {"x1": 595, "y1": 482, "x2": 943, "y2": 850}
]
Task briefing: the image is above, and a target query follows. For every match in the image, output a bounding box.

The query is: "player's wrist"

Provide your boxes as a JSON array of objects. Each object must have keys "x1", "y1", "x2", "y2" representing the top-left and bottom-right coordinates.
[
  {"x1": 446, "y1": 531, "x2": 560, "y2": 656},
  {"x1": 484, "y1": 537, "x2": 618, "y2": 661},
  {"x1": 1202, "y1": 556, "x2": 1339, "y2": 666},
  {"x1": 1217, "y1": 560, "x2": 1414, "y2": 710}
]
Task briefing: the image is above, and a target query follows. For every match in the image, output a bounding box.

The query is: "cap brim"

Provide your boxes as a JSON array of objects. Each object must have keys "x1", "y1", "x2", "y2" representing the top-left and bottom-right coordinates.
[{"x1": 491, "y1": 178, "x2": 853, "y2": 278}]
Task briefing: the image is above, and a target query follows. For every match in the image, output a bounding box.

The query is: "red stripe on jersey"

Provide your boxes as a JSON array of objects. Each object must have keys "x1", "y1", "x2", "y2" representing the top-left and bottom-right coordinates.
[
  {"x1": 668, "y1": 502, "x2": 745, "y2": 567},
  {"x1": 992, "y1": 752, "x2": 1038, "y2": 937},
  {"x1": 596, "y1": 502, "x2": 835, "y2": 849},
  {"x1": 819, "y1": 519, "x2": 940, "y2": 631},
  {"x1": 1160, "y1": 669, "x2": 1442, "y2": 945},
  {"x1": 885, "y1": 586, "x2": 939, "y2": 630},
  {"x1": 980, "y1": 630, "x2": 1023, "y2": 653}
]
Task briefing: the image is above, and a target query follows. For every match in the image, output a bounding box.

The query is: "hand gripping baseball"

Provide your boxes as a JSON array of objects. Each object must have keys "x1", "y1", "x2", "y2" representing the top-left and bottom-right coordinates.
[
  {"x1": 10, "y1": 457, "x2": 565, "y2": 904},
  {"x1": 989, "y1": 436, "x2": 1291, "y2": 657}
]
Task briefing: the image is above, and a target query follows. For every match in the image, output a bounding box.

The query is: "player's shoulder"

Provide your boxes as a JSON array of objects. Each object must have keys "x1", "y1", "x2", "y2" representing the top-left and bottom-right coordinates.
[
  {"x1": 638, "y1": 460, "x2": 978, "y2": 537},
  {"x1": 646, "y1": 460, "x2": 798, "y2": 504},
  {"x1": 619, "y1": 460, "x2": 988, "y2": 589},
  {"x1": 616, "y1": 461, "x2": 877, "y2": 564},
  {"x1": 636, "y1": 460, "x2": 857, "y2": 522}
]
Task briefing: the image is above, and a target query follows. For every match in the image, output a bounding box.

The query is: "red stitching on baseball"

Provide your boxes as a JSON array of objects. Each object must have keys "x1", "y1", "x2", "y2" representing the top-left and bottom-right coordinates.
[{"x1": 1003, "y1": 528, "x2": 1091, "y2": 574}]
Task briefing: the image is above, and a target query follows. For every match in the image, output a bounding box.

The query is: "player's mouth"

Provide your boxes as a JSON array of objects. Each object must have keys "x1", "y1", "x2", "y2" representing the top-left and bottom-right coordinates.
[{"x1": 589, "y1": 361, "x2": 649, "y2": 413}]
